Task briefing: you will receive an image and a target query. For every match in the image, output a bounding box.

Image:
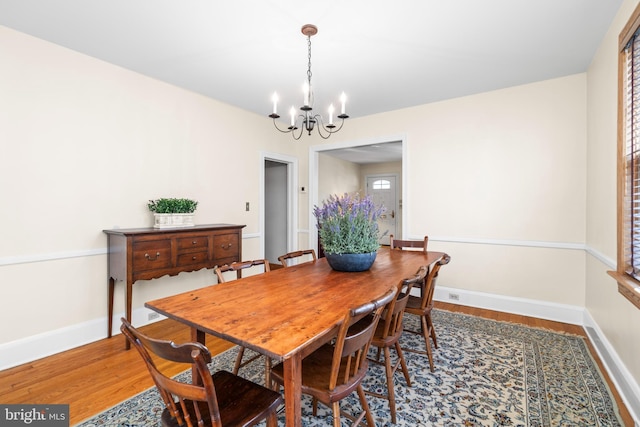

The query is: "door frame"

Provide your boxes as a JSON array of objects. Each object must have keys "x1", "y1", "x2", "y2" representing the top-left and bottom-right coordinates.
[
  {"x1": 261, "y1": 151, "x2": 298, "y2": 258},
  {"x1": 308, "y1": 134, "x2": 407, "y2": 254}
]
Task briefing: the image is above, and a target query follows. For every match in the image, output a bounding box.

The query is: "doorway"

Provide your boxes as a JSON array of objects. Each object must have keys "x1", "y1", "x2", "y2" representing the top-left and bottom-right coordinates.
[
  {"x1": 262, "y1": 153, "x2": 298, "y2": 265},
  {"x1": 308, "y1": 136, "x2": 405, "y2": 254}
]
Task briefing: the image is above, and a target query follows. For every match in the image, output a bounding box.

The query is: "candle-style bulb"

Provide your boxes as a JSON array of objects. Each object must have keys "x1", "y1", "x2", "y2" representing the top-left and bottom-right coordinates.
[
  {"x1": 328, "y1": 104, "x2": 334, "y2": 125},
  {"x1": 290, "y1": 106, "x2": 296, "y2": 127},
  {"x1": 340, "y1": 92, "x2": 346, "y2": 115},
  {"x1": 272, "y1": 92, "x2": 278, "y2": 114}
]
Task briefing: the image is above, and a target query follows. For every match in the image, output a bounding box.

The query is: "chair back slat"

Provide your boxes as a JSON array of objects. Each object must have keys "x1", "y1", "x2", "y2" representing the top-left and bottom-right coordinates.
[
  {"x1": 215, "y1": 259, "x2": 270, "y2": 283},
  {"x1": 389, "y1": 234, "x2": 428, "y2": 253},
  {"x1": 278, "y1": 249, "x2": 317, "y2": 267}
]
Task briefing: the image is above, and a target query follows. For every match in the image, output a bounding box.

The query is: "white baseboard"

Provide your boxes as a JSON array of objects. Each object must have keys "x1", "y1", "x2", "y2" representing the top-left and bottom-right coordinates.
[
  {"x1": 434, "y1": 286, "x2": 584, "y2": 325},
  {"x1": 0, "y1": 307, "x2": 164, "y2": 372},
  {"x1": 434, "y1": 285, "x2": 640, "y2": 425},
  {"x1": 583, "y1": 311, "x2": 640, "y2": 425}
]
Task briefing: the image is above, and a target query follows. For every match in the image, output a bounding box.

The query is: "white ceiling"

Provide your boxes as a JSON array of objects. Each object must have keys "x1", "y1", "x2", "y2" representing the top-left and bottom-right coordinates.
[
  {"x1": 323, "y1": 142, "x2": 403, "y2": 165},
  {"x1": 0, "y1": 1, "x2": 623, "y2": 163}
]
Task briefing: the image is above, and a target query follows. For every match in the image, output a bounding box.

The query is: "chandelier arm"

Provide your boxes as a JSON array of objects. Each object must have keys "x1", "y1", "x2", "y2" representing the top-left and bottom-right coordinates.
[
  {"x1": 330, "y1": 118, "x2": 347, "y2": 133},
  {"x1": 291, "y1": 124, "x2": 304, "y2": 140},
  {"x1": 272, "y1": 118, "x2": 297, "y2": 134},
  {"x1": 313, "y1": 114, "x2": 332, "y2": 140},
  {"x1": 314, "y1": 115, "x2": 347, "y2": 139}
]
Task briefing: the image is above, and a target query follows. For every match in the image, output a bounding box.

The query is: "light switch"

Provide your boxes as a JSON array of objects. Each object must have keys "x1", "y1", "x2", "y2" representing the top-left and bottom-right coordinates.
[{"x1": 246, "y1": 202, "x2": 250, "y2": 211}]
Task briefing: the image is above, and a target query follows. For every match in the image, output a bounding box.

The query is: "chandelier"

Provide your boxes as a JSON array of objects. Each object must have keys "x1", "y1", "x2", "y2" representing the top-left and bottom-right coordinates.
[{"x1": 269, "y1": 24, "x2": 348, "y2": 140}]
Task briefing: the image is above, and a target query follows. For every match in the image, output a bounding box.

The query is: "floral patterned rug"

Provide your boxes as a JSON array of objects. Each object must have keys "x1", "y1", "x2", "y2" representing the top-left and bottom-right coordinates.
[{"x1": 77, "y1": 309, "x2": 623, "y2": 426}]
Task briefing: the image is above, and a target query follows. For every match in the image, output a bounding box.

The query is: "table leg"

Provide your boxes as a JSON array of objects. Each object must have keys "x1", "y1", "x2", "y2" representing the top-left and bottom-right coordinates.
[
  {"x1": 283, "y1": 353, "x2": 302, "y2": 427},
  {"x1": 191, "y1": 328, "x2": 206, "y2": 385}
]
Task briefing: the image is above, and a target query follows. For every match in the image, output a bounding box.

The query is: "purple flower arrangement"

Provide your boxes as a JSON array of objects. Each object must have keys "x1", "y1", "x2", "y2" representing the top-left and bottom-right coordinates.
[{"x1": 313, "y1": 193, "x2": 386, "y2": 255}]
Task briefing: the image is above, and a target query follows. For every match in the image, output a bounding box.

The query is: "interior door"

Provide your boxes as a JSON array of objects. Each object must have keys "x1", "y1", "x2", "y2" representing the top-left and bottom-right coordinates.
[
  {"x1": 264, "y1": 160, "x2": 288, "y2": 264},
  {"x1": 366, "y1": 175, "x2": 397, "y2": 245}
]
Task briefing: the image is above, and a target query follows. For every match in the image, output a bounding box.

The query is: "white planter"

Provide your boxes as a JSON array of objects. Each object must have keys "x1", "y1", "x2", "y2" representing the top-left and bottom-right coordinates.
[{"x1": 153, "y1": 213, "x2": 195, "y2": 228}]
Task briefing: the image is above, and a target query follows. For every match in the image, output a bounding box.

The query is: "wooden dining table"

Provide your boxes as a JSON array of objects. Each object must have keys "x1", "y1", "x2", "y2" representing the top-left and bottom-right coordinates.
[{"x1": 145, "y1": 246, "x2": 448, "y2": 427}]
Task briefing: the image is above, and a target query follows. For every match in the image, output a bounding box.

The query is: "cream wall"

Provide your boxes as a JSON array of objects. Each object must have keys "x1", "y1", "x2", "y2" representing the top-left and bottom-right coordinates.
[
  {"x1": 0, "y1": 26, "x2": 298, "y2": 349},
  {"x1": 317, "y1": 153, "x2": 361, "y2": 201},
  {"x1": 311, "y1": 75, "x2": 588, "y2": 306},
  {"x1": 586, "y1": 0, "x2": 640, "y2": 396}
]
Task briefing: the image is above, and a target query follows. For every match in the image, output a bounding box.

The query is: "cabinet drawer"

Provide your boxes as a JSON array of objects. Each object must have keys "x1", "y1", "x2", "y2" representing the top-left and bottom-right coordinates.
[
  {"x1": 177, "y1": 251, "x2": 209, "y2": 267},
  {"x1": 133, "y1": 240, "x2": 172, "y2": 271},
  {"x1": 212, "y1": 233, "x2": 239, "y2": 260},
  {"x1": 177, "y1": 235, "x2": 209, "y2": 253}
]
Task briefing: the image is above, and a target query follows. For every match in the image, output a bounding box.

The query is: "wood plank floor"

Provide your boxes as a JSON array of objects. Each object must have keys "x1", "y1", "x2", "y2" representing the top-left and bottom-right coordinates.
[{"x1": 0, "y1": 302, "x2": 633, "y2": 426}]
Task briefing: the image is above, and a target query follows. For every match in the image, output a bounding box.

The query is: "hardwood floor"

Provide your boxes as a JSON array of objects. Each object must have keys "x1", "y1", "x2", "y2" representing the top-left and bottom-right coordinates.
[{"x1": 0, "y1": 303, "x2": 633, "y2": 426}]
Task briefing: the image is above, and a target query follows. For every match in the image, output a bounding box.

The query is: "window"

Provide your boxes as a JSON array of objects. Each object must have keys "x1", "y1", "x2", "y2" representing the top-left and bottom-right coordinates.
[
  {"x1": 611, "y1": 4, "x2": 640, "y2": 309},
  {"x1": 372, "y1": 179, "x2": 391, "y2": 190}
]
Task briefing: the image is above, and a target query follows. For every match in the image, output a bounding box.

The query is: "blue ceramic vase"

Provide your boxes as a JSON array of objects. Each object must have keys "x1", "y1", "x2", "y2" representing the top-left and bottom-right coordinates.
[{"x1": 324, "y1": 251, "x2": 377, "y2": 272}]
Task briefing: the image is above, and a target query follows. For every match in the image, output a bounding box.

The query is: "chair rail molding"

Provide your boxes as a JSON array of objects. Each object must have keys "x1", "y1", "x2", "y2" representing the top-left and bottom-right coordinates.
[{"x1": 0, "y1": 234, "x2": 261, "y2": 267}]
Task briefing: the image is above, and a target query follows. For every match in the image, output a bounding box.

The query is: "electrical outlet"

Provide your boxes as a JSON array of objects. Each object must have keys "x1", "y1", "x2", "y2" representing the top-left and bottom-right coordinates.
[
  {"x1": 448, "y1": 293, "x2": 460, "y2": 301},
  {"x1": 148, "y1": 312, "x2": 160, "y2": 321}
]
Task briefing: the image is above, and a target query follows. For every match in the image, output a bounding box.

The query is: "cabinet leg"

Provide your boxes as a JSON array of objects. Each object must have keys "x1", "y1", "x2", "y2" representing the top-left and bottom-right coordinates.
[
  {"x1": 124, "y1": 282, "x2": 133, "y2": 350},
  {"x1": 108, "y1": 277, "x2": 115, "y2": 338}
]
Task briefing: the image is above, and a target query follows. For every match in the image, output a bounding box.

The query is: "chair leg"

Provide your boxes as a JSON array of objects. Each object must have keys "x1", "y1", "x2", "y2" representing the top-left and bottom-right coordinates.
[
  {"x1": 395, "y1": 341, "x2": 412, "y2": 387},
  {"x1": 332, "y1": 401, "x2": 341, "y2": 427},
  {"x1": 357, "y1": 384, "x2": 376, "y2": 427},
  {"x1": 266, "y1": 411, "x2": 278, "y2": 427},
  {"x1": 420, "y1": 316, "x2": 435, "y2": 372},
  {"x1": 383, "y1": 347, "x2": 397, "y2": 424},
  {"x1": 427, "y1": 313, "x2": 438, "y2": 348},
  {"x1": 264, "y1": 357, "x2": 272, "y2": 389},
  {"x1": 233, "y1": 346, "x2": 246, "y2": 375}
]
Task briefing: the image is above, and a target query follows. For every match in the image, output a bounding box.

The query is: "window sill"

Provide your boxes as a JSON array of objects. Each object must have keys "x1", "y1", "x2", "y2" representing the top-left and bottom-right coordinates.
[{"x1": 607, "y1": 271, "x2": 640, "y2": 310}]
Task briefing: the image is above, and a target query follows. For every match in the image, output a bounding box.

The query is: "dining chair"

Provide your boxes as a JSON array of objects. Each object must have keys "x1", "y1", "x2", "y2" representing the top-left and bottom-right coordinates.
[
  {"x1": 365, "y1": 265, "x2": 427, "y2": 423},
  {"x1": 120, "y1": 318, "x2": 283, "y2": 427},
  {"x1": 213, "y1": 260, "x2": 272, "y2": 383},
  {"x1": 389, "y1": 234, "x2": 428, "y2": 252},
  {"x1": 277, "y1": 249, "x2": 317, "y2": 267},
  {"x1": 402, "y1": 254, "x2": 451, "y2": 371},
  {"x1": 270, "y1": 286, "x2": 397, "y2": 427}
]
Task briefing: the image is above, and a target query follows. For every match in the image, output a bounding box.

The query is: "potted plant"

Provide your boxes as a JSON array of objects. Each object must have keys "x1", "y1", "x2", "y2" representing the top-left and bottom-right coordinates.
[
  {"x1": 313, "y1": 193, "x2": 386, "y2": 271},
  {"x1": 148, "y1": 198, "x2": 198, "y2": 228}
]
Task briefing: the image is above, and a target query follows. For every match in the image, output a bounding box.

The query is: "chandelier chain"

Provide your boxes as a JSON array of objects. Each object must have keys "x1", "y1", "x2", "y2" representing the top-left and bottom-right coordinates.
[{"x1": 307, "y1": 35, "x2": 313, "y2": 102}]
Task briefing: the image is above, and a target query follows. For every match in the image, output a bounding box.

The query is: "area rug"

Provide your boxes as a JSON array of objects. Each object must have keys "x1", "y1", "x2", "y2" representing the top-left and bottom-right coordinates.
[{"x1": 76, "y1": 309, "x2": 623, "y2": 426}]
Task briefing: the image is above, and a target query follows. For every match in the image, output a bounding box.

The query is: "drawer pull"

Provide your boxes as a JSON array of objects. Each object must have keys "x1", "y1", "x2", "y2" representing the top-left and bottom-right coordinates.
[
  {"x1": 221, "y1": 243, "x2": 233, "y2": 249},
  {"x1": 145, "y1": 252, "x2": 161, "y2": 261},
  {"x1": 192, "y1": 256, "x2": 197, "y2": 260},
  {"x1": 192, "y1": 240, "x2": 197, "y2": 245}
]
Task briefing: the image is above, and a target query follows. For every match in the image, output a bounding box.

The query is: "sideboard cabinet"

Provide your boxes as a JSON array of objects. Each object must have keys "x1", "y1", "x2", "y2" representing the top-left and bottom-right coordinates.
[{"x1": 103, "y1": 224, "x2": 245, "y2": 340}]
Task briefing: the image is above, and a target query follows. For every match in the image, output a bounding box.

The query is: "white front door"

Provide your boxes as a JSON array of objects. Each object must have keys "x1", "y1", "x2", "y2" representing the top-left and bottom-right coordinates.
[{"x1": 366, "y1": 175, "x2": 397, "y2": 245}]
